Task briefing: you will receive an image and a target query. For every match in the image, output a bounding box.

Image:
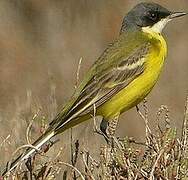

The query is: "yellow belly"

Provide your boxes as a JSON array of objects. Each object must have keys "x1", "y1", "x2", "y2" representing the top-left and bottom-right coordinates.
[{"x1": 97, "y1": 32, "x2": 167, "y2": 119}]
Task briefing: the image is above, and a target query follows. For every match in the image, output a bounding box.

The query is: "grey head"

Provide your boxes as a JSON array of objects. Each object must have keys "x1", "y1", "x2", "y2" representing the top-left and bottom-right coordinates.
[{"x1": 121, "y1": 2, "x2": 187, "y2": 33}]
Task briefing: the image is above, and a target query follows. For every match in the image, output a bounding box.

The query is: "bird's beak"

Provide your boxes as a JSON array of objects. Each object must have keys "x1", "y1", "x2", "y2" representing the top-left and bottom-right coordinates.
[{"x1": 169, "y1": 12, "x2": 187, "y2": 19}]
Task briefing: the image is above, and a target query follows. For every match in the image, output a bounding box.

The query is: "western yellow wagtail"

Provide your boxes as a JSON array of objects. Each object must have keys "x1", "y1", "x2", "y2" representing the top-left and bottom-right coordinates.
[{"x1": 2, "y1": 2, "x2": 187, "y2": 176}]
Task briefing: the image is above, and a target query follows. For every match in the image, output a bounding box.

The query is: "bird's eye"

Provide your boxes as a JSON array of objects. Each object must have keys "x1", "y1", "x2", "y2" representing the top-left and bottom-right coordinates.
[
  {"x1": 149, "y1": 12, "x2": 158, "y2": 21},
  {"x1": 145, "y1": 11, "x2": 158, "y2": 21}
]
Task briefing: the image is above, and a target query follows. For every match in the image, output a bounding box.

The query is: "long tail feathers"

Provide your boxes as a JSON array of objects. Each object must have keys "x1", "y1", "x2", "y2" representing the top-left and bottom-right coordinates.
[{"x1": 2, "y1": 130, "x2": 55, "y2": 177}]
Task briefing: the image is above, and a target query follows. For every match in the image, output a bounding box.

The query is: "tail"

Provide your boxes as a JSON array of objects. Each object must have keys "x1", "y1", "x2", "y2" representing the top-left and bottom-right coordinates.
[{"x1": 2, "y1": 129, "x2": 55, "y2": 177}]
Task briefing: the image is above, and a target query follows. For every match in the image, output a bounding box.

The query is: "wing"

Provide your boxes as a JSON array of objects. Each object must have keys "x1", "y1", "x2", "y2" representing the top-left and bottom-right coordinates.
[
  {"x1": 51, "y1": 37, "x2": 151, "y2": 131},
  {"x1": 65, "y1": 43, "x2": 150, "y2": 116}
]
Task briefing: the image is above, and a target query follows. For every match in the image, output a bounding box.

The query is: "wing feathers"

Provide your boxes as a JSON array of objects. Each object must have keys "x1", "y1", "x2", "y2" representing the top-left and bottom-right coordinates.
[{"x1": 54, "y1": 42, "x2": 151, "y2": 131}]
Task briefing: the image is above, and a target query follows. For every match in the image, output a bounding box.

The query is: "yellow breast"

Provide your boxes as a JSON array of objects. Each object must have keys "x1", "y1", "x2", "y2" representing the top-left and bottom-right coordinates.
[{"x1": 97, "y1": 31, "x2": 167, "y2": 119}]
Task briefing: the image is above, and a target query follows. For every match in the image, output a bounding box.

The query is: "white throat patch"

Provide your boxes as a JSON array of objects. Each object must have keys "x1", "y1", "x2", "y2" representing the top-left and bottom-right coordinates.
[{"x1": 142, "y1": 18, "x2": 171, "y2": 33}]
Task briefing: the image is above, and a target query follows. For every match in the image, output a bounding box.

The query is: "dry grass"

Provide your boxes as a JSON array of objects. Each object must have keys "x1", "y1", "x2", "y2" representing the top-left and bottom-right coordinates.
[{"x1": 1, "y1": 95, "x2": 188, "y2": 180}]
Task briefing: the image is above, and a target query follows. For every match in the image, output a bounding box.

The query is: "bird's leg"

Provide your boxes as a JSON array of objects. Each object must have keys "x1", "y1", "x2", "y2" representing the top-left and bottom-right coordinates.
[
  {"x1": 100, "y1": 119, "x2": 108, "y2": 136},
  {"x1": 93, "y1": 118, "x2": 109, "y2": 142},
  {"x1": 136, "y1": 105, "x2": 139, "y2": 112},
  {"x1": 96, "y1": 115, "x2": 120, "y2": 144},
  {"x1": 100, "y1": 119, "x2": 109, "y2": 142},
  {"x1": 95, "y1": 116, "x2": 122, "y2": 150}
]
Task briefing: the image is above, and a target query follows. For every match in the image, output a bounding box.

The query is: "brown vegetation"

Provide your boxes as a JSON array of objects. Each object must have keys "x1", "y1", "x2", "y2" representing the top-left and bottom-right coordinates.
[{"x1": 1, "y1": 96, "x2": 188, "y2": 179}]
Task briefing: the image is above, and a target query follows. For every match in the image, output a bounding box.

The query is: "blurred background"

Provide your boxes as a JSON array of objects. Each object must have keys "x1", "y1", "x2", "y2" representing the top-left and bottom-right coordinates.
[{"x1": 0, "y1": 0, "x2": 187, "y2": 177}]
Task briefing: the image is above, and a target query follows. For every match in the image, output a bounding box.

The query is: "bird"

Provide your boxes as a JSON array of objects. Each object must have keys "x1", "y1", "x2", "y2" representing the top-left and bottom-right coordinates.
[{"x1": 2, "y1": 2, "x2": 187, "y2": 176}]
